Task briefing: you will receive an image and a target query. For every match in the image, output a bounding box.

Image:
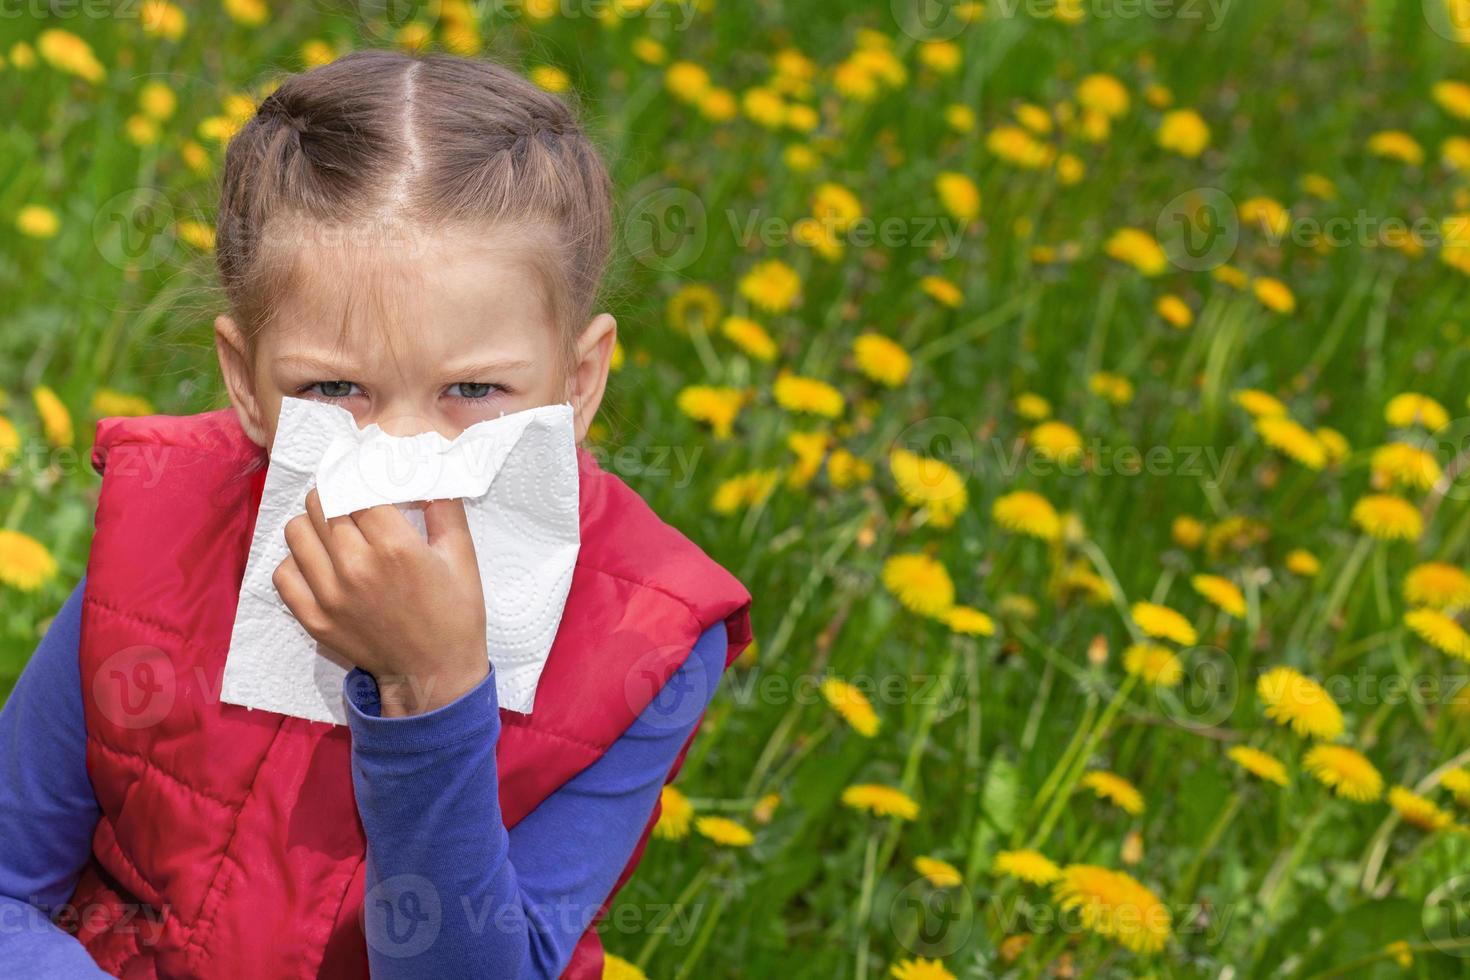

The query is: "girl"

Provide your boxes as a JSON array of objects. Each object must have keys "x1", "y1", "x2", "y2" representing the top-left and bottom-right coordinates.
[{"x1": 0, "y1": 50, "x2": 752, "y2": 978}]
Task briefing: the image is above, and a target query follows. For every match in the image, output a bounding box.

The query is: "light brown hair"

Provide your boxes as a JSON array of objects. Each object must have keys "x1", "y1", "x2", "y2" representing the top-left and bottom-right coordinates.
[{"x1": 215, "y1": 49, "x2": 614, "y2": 377}]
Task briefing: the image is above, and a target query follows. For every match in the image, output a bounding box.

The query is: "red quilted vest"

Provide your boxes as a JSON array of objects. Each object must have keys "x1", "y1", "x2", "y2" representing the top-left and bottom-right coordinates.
[{"x1": 65, "y1": 409, "x2": 752, "y2": 978}]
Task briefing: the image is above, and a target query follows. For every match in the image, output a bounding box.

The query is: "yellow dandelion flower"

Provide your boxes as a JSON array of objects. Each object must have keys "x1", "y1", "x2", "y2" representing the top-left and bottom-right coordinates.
[
  {"x1": 1053, "y1": 865, "x2": 1172, "y2": 955},
  {"x1": 140, "y1": 0, "x2": 187, "y2": 40},
  {"x1": 889, "y1": 958, "x2": 955, "y2": 980},
  {"x1": 1240, "y1": 197, "x2": 1290, "y2": 237},
  {"x1": 917, "y1": 40, "x2": 962, "y2": 75},
  {"x1": 33, "y1": 386, "x2": 72, "y2": 447},
  {"x1": 882, "y1": 553, "x2": 955, "y2": 618},
  {"x1": 841, "y1": 784, "x2": 919, "y2": 820},
  {"x1": 853, "y1": 333, "x2": 912, "y2": 387},
  {"x1": 177, "y1": 220, "x2": 216, "y2": 252},
  {"x1": 1405, "y1": 562, "x2": 1470, "y2": 609},
  {"x1": 16, "y1": 204, "x2": 59, "y2": 240},
  {"x1": 1104, "y1": 228, "x2": 1169, "y2": 276},
  {"x1": 943, "y1": 605, "x2": 996, "y2": 636},
  {"x1": 786, "y1": 430, "x2": 829, "y2": 489},
  {"x1": 37, "y1": 29, "x2": 104, "y2": 83},
  {"x1": 811, "y1": 182, "x2": 863, "y2": 232},
  {"x1": 631, "y1": 37, "x2": 666, "y2": 66},
  {"x1": 752, "y1": 792, "x2": 780, "y2": 824},
  {"x1": 1434, "y1": 80, "x2": 1470, "y2": 120},
  {"x1": 827, "y1": 447, "x2": 873, "y2": 488},
  {"x1": 1192, "y1": 574, "x2": 1247, "y2": 619},
  {"x1": 1076, "y1": 73, "x2": 1129, "y2": 118},
  {"x1": 1014, "y1": 392, "x2": 1052, "y2": 421},
  {"x1": 0, "y1": 530, "x2": 59, "y2": 592},
  {"x1": 920, "y1": 275, "x2": 963, "y2": 308},
  {"x1": 1371, "y1": 442, "x2": 1443, "y2": 491},
  {"x1": 0, "y1": 417, "x2": 18, "y2": 469},
  {"x1": 944, "y1": 104, "x2": 976, "y2": 133},
  {"x1": 1386, "y1": 940, "x2": 1413, "y2": 969},
  {"x1": 993, "y1": 849, "x2": 1062, "y2": 885},
  {"x1": 1029, "y1": 420, "x2": 1084, "y2": 464},
  {"x1": 695, "y1": 815, "x2": 754, "y2": 847},
  {"x1": 1305, "y1": 744, "x2": 1383, "y2": 802},
  {"x1": 1286, "y1": 549, "x2": 1322, "y2": 577},
  {"x1": 1389, "y1": 785, "x2": 1455, "y2": 831},
  {"x1": 1351, "y1": 494, "x2": 1423, "y2": 542},
  {"x1": 1123, "y1": 643, "x2": 1184, "y2": 688},
  {"x1": 1227, "y1": 745, "x2": 1288, "y2": 786},
  {"x1": 603, "y1": 952, "x2": 648, "y2": 980},
  {"x1": 739, "y1": 260, "x2": 801, "y2": 313},
  {"x1": 1131, "y1": 601, "x2": 1198, "y2": 646},
  {"x1": 1056, "y1": 152, "x2": 1086, "y2": 185},
  {"x1": 665, "y1": 61, "x2": 711, "y2": 103},
  {"x1": 711, "y1": 469, "x2": 779, "y2": 514},
  {"x1": 986, "y1": 125, "x2": 1055, "y2": 169},
  {"x1": 1233, "y1": 389, "x2": 1288, "y2": 418},
  {"x1": 223, "y1": 0, "x2": 269, "y2": 26},
  {"x1": 1385, "y1": 392, "x2": 1450, "y2": 431},
  {"x1": 1315, "y1": 426, "x2": 1350, "y2": 465},
  {"x1": 718, "y1": 316, "x2": 776, "y2": 361},
  {"x1": 1157, "y1": 108, "x2": 1210, "y2": 157},
  {"x1": 1300, "y1": 172, "x2": 1339, "y2": 200},
  {"x1": 667, "y1": 283, "x2": 721, "y2": 333},
  {"x1": 889, "y1": 448, "x2": 966, "y2": 527},
  {"x1": 1441, "y1": 768, "x2": 1470, "y2": 807},
  {"x1": 1172, "y1": 515, "x2": 1206, "y2": 550},
  {"x1": 1252, "y1": 277, "x2": 1297, "y2": 315},
  {"x1": 934, "y1": 172, "x2": 981, "y2": 222},
  {"x1": 1081, "y1": 770, "x2": 1145, "y2": 815},
  {"x1": 654, "y1": 785, "x2": 694, "y2": 840},
  {"x1": 1368, "y1": 129, "x2": 1424, "y2": 166},
  {"x1": 1089, "y1": 371, "x2": 1135, "y2": 405},
  {"x1": 821, "y1": 677, "x2": 880, "y2": 737},
  {"x1": 993, "y1": 491, "x2": 1061, "y2": 541},
  {"x1": 529, "y1": 65, "x2": 570, "y2": 93},
  {"x1": 1405, "y1": 608, "x2": 1470, "y2": 660},
  {"x1": 913, "y1": 856, "x2": 962, "y2": 889},
  {"x1": 1155, "y1": 293, "x2": 1193, "y2": 329},
  {"x1": 1257, "y1": 665, "x2": 1343, "y2": 739},
  {"x1": 91, "y1": 389, "x2": 154, "y2": 417},
  {"x1": 676, "y1": 385, "x2": 744, "y2": 439},
  {"x1": 1255, "y1": 416, "x2": 1325, "y2": 469},
  {"x1": 773, "y1": 372, "x2": 843, "y2": 418}
]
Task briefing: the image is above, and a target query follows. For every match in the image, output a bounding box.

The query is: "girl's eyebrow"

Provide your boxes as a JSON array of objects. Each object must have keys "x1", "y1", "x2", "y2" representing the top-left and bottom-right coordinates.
[
  {"x1": 274, "y1": 353, "x2": 358, "y2": 375},
  {"x1": 439, "y1": 357, "x2": 534, "y2": 377}
]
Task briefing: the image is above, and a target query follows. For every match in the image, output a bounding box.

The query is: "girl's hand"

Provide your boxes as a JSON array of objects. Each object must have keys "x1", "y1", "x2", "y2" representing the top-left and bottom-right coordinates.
[{"x1": 273, "y1": 488, "x2": 489, "y2": 718}]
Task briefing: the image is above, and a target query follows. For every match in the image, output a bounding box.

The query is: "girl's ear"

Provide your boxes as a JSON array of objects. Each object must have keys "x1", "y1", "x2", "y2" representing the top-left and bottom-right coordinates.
[
  {"x1": 214, "y1": 314, "x2": 269, "y2": 448},
  {"x1": 568, "y1": 312, "x2": 616, "y2": 443}
]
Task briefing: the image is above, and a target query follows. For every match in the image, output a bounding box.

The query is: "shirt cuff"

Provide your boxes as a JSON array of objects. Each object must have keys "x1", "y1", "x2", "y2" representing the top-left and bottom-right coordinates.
[{"x1": 342, "y1": 666, "x2": 500, "y2": 754}]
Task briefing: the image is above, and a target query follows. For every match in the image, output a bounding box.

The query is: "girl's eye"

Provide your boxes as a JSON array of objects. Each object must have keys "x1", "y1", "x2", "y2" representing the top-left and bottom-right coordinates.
[
  {"x1": 449, "y1": 382, "x2": 502, "y2": 401},
  {"x1": 306, "y1": 381, "x2": 361, "y2": 399}
]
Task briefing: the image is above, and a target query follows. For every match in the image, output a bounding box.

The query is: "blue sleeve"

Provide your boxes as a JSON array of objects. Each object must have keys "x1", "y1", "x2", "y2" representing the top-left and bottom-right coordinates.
[
  {"x1": 0, "y1": 578, "x2": 112, "y2": 979},
  {"x1": 347, "y1": 619, "x2": 728, "y2": 979}
]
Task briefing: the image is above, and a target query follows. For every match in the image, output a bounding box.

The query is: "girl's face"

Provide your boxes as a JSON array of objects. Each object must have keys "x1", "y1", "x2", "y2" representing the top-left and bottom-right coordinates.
[{"x1": 214, "y1": 228, "x2": 616, "y2": 450}]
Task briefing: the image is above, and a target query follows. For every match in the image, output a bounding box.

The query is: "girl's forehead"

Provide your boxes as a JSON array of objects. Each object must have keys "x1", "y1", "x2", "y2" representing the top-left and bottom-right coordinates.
[{"x1": 259, "y1": 231, "x2": 559, "y2": 369}]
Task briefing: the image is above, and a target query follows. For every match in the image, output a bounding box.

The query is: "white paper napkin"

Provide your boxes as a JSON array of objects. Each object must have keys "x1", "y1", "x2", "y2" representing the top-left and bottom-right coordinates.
[{"x1": 220, "y1": 396, "x2": 581, "y2": 723}]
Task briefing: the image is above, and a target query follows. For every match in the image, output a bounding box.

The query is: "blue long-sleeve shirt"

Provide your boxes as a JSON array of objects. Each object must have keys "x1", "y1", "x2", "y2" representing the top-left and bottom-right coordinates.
[{"x1": 0, "y1": 577, "x2": 727, "y2": 978}]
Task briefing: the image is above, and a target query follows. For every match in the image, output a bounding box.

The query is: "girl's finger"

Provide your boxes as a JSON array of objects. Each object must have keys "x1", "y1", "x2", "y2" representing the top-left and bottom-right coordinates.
[
  {"x1": 283, "y1": 512, "x2": 337, "y2": 605},
  {"x1": 306, "y1": 487, "x2": 367, "y2": 557},
  {"x1": 272, "y1": 554, "x2": 333, "y2": 643},
  {"x1": 351, "y1": 502, "x2": 421, "y2": 551},
  {"x1": 424, "y1": 497, "x2": 476, "y2": 565}
]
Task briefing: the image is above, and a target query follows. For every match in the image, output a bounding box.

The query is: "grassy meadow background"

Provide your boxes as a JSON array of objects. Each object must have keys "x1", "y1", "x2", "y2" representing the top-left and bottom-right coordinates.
[{"x1": 6, "y1": 0, "x2": 1470, "y2": 976}]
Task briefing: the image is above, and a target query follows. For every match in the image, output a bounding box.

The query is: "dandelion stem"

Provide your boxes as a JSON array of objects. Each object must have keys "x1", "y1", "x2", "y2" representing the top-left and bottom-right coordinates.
[{"x1": 853, "y1": 828, "x2": 881, "y2": 980}]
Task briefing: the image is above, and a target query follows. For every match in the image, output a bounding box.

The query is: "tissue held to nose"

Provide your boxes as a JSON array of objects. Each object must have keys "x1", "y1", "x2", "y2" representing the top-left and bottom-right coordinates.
[{"x1": 221, "y1": 397, "x2": 581, "y2": 722}]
